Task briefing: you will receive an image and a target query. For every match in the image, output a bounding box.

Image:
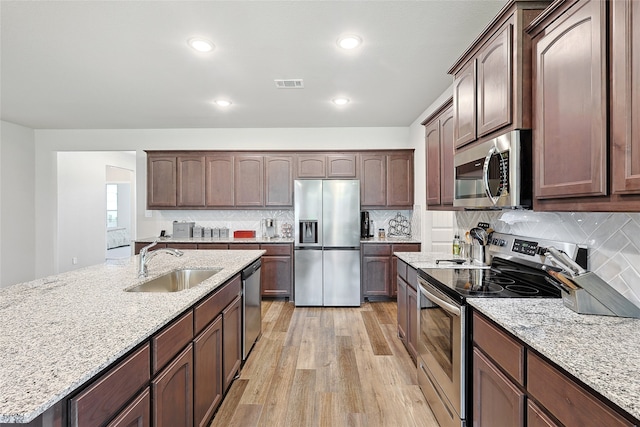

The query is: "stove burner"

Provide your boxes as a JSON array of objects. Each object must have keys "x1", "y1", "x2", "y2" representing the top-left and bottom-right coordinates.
[
  {"x1": 484, "y1": 277, "x2": 516, "y2": 286},
  {"x1": 458, "y1": 282, "x2": 504, "y2": 294},
  {"x1": 505, "y1": 284, "x2": 540, "y2": 295}
]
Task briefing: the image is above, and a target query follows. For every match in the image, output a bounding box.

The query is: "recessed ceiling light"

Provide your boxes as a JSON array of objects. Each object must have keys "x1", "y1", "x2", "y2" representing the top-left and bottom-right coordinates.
[
  {"x1": 332, "y1": 97, "x2": 350, "y2": 106},
  {"x1": 188, "y1": 37, "x2": 215, "y2": 53},
  {"x1": 337, "y1": 35, "x2": 362, "y2": 50},
  {"x1": 214, "y1": 99, "x2": 232, "y2": 107}
]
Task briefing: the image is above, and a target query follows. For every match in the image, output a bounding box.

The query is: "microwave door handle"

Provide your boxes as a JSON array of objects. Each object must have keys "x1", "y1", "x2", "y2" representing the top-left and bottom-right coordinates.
[
  {"x1": 420, "y1": 285, "x2": 461, "y2": 317},
  {"x1": 483, "y1": 147, "x2": 498, "y2": 205}
]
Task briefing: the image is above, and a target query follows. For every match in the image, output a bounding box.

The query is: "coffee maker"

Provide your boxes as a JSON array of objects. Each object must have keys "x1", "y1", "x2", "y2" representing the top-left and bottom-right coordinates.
[
  {"x1": 262, "y1": 218, "x2": 277, "y2": 240},
  {"x1": 361, "y1": 211, "x2": 373, "y2": 238}
]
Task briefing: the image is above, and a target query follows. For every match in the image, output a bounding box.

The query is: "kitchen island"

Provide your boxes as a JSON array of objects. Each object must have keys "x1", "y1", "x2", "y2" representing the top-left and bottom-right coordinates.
[{"x1": 0, "y1": 249, "x2": 263, "y2": 424}]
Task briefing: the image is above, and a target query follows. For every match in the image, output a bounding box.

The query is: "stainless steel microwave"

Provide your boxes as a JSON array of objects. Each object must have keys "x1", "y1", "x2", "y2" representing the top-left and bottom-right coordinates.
[{"x1": 453, "y1": 130, "x2": 532, "y2": 209}]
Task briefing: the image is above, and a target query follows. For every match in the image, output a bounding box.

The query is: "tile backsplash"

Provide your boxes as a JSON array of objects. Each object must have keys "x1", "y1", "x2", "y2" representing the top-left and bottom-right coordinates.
[{"x1": 456, "y1": 211, "x2": 640, "y2": 307}]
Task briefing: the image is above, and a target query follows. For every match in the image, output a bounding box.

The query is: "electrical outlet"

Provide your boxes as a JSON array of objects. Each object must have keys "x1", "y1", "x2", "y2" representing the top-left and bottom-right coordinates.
[{"x1": 72, "y1": 257, "x2": 78, "y2": 265}]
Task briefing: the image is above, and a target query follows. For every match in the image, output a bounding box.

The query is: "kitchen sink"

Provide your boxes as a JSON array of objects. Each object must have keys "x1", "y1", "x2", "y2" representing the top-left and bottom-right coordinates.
[{"x1": 126, "y1": 268, "x2": 222, "y2": 292}]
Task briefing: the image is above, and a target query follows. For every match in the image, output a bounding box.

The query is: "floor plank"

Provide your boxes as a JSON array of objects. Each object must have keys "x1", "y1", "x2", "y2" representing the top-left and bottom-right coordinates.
[{"x1": 209, "y1": 300, "x2": 439, "y2": 427}]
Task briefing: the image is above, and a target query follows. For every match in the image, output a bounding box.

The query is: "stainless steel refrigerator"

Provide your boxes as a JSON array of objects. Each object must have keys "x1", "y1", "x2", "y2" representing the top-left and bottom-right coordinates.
[{"x1": 294, "y1": 179, "x2": 361, "y2": 306}]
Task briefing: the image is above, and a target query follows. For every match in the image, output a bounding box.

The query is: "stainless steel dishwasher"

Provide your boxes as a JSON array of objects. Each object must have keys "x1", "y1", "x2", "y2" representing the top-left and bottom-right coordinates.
[{"x1": 241, "y1": 259, "x2": 261, "y2": 361}]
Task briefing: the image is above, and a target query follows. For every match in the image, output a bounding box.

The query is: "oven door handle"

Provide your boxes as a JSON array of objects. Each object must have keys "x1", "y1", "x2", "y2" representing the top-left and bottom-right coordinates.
[{"x1": 419, "y1": 284, "x2": 461, "y2": 317}]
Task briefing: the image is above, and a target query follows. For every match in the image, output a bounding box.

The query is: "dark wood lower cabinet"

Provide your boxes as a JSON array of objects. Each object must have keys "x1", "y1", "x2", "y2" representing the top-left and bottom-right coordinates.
[
  {"x1": 106, "y1": 388, "x2": 150, "y2": 427},
  {"x1": 194, "y1": 315, "x2": 223, "y2": 427},
  {"x1": 473, "y1": 347, "x2": 525, "y2": 427},
  {"x1": 396, "y1": 277, "x2": 407, "y2": 342},
  {"x1": 223, "y1": 295, "x2": 242, "y2": 391},
  {"x1": 406, "y1": 284, "x2": 418, "y2": 361},
  {"x1": 152, "y1": 345, "x2": 194, "y2": 427},
  {"x1": 362, "y1": 255, "x2": 391, "y2": 297},
  {"x1": 260, "y1": 244, "x2": 292, "y2": 298},
  {"x1": 528, "y1": 400, "x2": 560, "y2": 427}
]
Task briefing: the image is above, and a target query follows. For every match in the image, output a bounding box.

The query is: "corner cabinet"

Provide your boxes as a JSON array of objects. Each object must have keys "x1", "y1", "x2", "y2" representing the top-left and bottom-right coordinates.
[
  {"x1": 360, "y1": 150, "x2": 414, "y2": 209},
  {"x1": 473, "y1": 311, "x2": 639, "y2": 427},
  {"x1": 423, "y1": 98, "x2": 454, "y2": 209},
  {"x1": 529, "y1": 0, "x2": 640, "y2": 211},
  {"x1": 448, "y1": 0, "x2": 550, "y2": 149}
]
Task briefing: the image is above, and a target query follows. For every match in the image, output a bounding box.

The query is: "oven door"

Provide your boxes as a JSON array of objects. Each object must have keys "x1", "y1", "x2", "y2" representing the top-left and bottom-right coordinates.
[{"x1": 417, "y1": 276, "x2": 465, "y2": 427}]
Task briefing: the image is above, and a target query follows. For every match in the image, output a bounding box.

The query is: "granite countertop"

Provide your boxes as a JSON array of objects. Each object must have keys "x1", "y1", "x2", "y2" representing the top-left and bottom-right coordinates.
[
  {"x1": 394, "y1": 251, "x2": 488, "y2": 270},
  {"x1": 0, "y1": 249, "x2": 263, "y2": 424},
  {"x1": 135, "y1": 236, "x2": 294, "y2": 244},
  {"x1": 361, "y1": 236, "x2": 421, "y2": 244},
  {"x1": 468, "y1": 299, "x2": 640, "y2": 422}
]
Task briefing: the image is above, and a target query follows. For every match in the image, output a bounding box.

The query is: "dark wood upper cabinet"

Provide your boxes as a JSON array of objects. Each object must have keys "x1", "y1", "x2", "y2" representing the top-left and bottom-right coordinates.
[
  {"x1": 531, "y1": 0, "x2": 607, "y2": 200},
  {"x1": 477, "y1": 23, "x2": 512, "y2": 137},
  {"x1": 423, "y1": 99, "x2": 454, "y2": 209},
  {"x1": 296, "y1": 153, "x2": 358, "y2": 179},
  {"x1": 147, "y1": 154, "x2": 177, "y2": 208},
  {"x1": 205, "y1": 154, "x2": 234, "y2": 207},
  {"x1": 177, "y1": 155, "x2": 206, "y2": 207},
  {"x1": 264, "y1": 155, "x2": 293, "y2": 207},
  {"x1": 360, "y1": 154, "x2": 387, "y2": 207},
  {"x1": 449, "y1": 0, "x2": 549, "y2": 149},
  {"x1": 612, "y1": 0, "x2": 640, "y2": 195},
  {"x1": 361, "y1": 151, "x2": 414, "y2": 209},
  {"x1": 453, "y1": 60, "x2": 477, "y2": 148},
  {"x1": 234, "y1": 155, "x2": 264, "y2": 207}
]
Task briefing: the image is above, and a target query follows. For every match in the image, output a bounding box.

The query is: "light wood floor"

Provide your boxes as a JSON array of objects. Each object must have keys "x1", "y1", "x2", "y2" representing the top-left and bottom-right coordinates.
[{"x1": 210, "y1": 300, "x2": 440, "y2": 427}]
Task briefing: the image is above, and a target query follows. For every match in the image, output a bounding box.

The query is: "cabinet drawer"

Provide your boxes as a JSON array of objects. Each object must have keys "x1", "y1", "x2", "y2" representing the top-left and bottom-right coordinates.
[
  {"x1": 407, "y1": 266, "x2": 418, "y2": 291},
  {"x1": 169, "y1": 243, "x2": 198, "y2": 250},
  {"x1": 229, "y1": 243, "x2": 260, "y2": 250},
  {"x1": 261, "y1": 243, "x2": 292, "y2": 256},
  {"x1": 197, "y1": 243, "x2": 229, "y2": 250},
  {"x1": 473, "y1": 312, "x2": 524, "y2": 385},
  {"x1": 152, "y1": 311, "x2": 194, "y2": 374},
  {"x1": 362, "y1": 244, "x2": 391, "y2": 256},
  {"x1": 391, "y1": 243, "x2": 421, "y2": 253},
  {"x1": 528, "y1": 352, "x2": 633, "y2": 427},
  {"x1": 70, "y1": 343, "x2": 150, "y2": 427},
  {"x1": 194, "y1": 275, "x2": 241, "y2": 334}
]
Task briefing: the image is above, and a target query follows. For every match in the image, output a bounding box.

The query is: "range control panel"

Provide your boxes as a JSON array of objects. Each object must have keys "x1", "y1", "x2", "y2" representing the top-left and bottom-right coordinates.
[{"x1": 512, "y1": 238, "x2": 539, "y2": 256}]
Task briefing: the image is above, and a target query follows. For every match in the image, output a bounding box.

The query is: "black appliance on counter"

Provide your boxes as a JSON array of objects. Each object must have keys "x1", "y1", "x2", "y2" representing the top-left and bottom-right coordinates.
[
  {"x1": 360, "y1": 211, "x2": 373, "y2": 238},
  {"x1": 416, "y1": 232, "x2": 587, "y2": 427}
]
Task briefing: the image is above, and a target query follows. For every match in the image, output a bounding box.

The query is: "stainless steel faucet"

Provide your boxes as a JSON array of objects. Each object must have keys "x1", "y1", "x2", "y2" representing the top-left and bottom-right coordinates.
[{"x1": 138, "y1": 239, "x2": 184, "y2": 278}]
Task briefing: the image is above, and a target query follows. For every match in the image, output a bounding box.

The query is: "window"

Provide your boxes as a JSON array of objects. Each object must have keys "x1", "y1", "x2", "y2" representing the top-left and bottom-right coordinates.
[{"x1": 106, "y1": 184, "x2": 118, "y2": 228}]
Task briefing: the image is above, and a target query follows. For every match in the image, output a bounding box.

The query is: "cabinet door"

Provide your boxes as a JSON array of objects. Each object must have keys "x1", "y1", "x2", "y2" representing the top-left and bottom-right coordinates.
[
  {"x1": 396, "y1": 276, "x2": 407, "y2": 342},
  {"x1": 477, "y1": 23, "x2": 512, "y2": 137},
  {"x1": 177, "y1": 155, "x2": 206, "y2": 207},
  {"x1": 612, "y1": 0, "x2": 640, "y2": 194},
  {"x1": 473, "y1": 348, "x2": 525, "y2": 427},
  {"x1": 205, "y1": 155, "x2": 234, "y2": 207},
  {"x1": 194, "y1": 315, "x2": 223, "y2": 427},
  {"x1": 152, "y1": 345, "x2": 193, "y2": 427},
  {"x1": 234, "y1": 156, "x2": 264, "y2": 207},
  {"x1": 440, "y1": 105, "x2": 455, "y2": 205},
  {"x1": 327, "y1": 154, "x2": 358, "y2": 178},
  {"x1": 406, "y1": 284, "x2": 418, "y2": 362},
  {"x1": 106, "y1": 388, "x2": 150, "y2": 427},
  {"x1": 265, "y1": 156, "x2": 293, "y2": 207},
  {"x1": 223, "y1": 295, "x2": 242, "y2": 391},
  {"x1": 533, "y1": 0, "x2": 607, "y2": 199},
  {"x1": 362, "y1": 256, "x2": 391, "y2": 297},
  {"x1": 147, "y1": 155, "x2": 177, "y2": 208},
  {"x1": 261, "y1": 256, "x2": 292, "y2": 298},
  {"x1": 360, "y1": 154, "x2": 386, "y2": 207},
  {"x1": 297, "y1": 154, "x2": 326, "y2": 178},
  {"x1": 425, "y1": 119, "x2": 441, "y2": 206},
  {"x1": 528, "y1": 401, "x2": 560, "y2": 427},
  {"x1": 453, "y1": 59, "x2": 477, "y2": 148},
  {"x1": 386, "y1": 152, "x2": 414, "y2": 207}
]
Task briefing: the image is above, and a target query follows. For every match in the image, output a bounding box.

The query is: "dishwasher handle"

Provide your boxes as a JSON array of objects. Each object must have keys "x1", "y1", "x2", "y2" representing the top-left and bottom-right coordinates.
[{"x1": 242, "y1": 259, "x2": 262, "y2": 280}]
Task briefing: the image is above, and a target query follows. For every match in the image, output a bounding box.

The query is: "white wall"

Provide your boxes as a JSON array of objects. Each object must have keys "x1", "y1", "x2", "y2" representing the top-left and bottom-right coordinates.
[
  {"x1": 57, "y1": 152, "x2": 136, "y2": 273},
  {"x1": 1, "y1": 121, "x2": 36, "y2": 287},
  {"x1": 407, "y1": 85, "x2": 456, "y2": 252},
  {"x1": 34, "y1": 127, "x2": 409, "y2": 277}
]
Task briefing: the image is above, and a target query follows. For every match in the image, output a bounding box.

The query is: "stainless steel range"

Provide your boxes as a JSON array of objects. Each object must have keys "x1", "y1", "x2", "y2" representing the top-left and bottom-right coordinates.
[{"x1": 416, "y1": 232, "x2": 587, "y2": 427}]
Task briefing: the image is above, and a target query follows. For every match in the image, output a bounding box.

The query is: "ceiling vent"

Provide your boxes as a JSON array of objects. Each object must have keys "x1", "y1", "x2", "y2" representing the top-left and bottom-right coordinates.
[{"x1": 274, "y1": 79, "x2": 304, "y2": 89}]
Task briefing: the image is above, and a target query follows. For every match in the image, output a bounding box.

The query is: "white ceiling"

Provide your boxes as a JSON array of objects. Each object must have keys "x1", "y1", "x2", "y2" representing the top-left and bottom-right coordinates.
[{"x1": 1, "y1": 0, "x2": 505, "y2": 130}]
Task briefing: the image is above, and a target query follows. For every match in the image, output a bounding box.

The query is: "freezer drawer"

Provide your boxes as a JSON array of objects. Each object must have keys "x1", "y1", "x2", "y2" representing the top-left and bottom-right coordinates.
[
  {"x1": 323, "y1": 249, "x2": 361, "y2": 306},
  {"x1": 294, "y1": 249, "x2": 323, "y2": 306}
]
